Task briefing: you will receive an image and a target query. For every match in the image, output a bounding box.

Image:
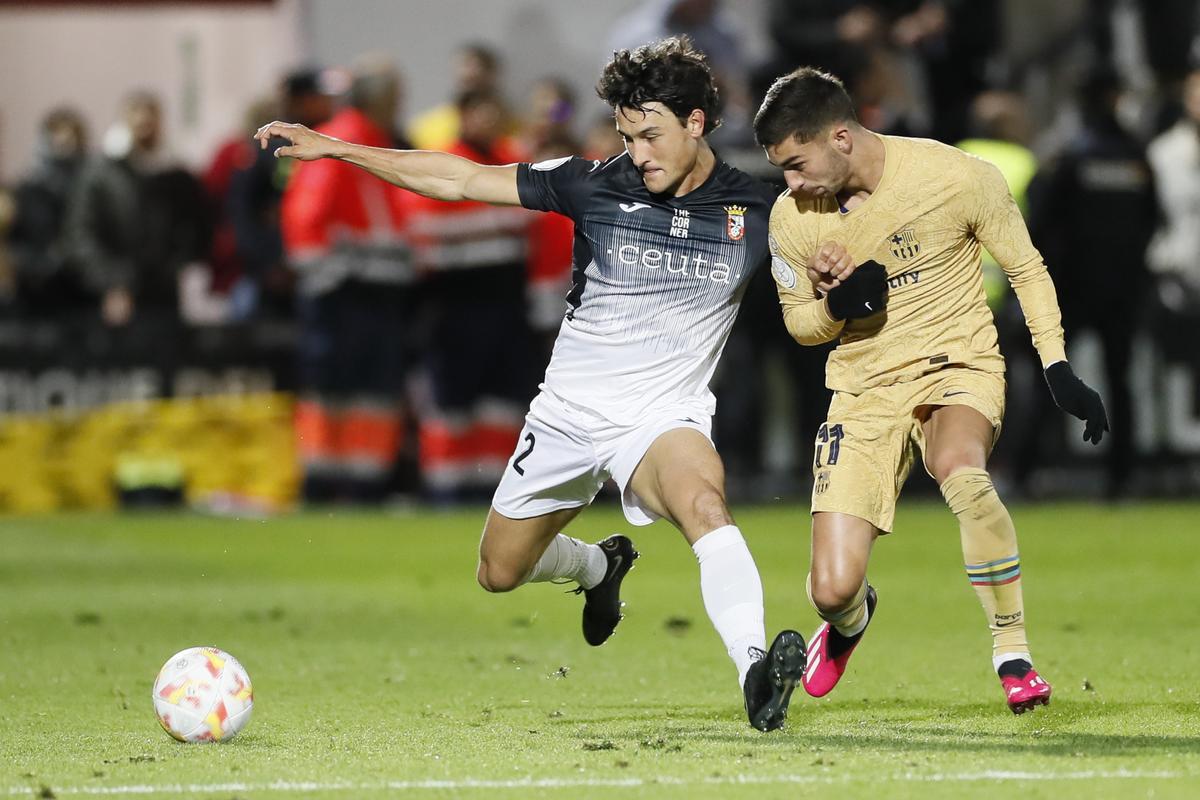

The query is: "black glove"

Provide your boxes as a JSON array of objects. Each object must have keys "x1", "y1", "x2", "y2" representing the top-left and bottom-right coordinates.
[
  {"x1": 1044, "y1": 361, "x2": 1109, "y2": 445},
  {"x1": 826, "y1": 260, "x2": 888, "y2": 320}
]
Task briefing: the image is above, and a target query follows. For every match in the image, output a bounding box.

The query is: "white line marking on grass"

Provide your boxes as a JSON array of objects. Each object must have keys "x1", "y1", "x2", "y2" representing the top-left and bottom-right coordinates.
[{"x1": 3, "y1": 770, "x2": 1189, "y2": 795}]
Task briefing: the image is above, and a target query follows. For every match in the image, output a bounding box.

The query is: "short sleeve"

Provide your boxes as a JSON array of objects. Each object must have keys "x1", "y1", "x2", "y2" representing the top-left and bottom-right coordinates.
[{"x1": 516, "y1": 156, "x2": 600, "y2": 220}]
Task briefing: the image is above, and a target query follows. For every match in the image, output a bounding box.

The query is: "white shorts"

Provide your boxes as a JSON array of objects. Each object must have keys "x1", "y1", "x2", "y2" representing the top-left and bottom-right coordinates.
[{"x1": 491, "y1": 388, "x2": 713, "y2": 526}]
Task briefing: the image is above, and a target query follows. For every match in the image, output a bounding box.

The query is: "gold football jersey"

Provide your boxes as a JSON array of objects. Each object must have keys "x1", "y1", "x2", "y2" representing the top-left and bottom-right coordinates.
[{"x1": 769, "y1": 134, "x2": 1066, "y2": 394}]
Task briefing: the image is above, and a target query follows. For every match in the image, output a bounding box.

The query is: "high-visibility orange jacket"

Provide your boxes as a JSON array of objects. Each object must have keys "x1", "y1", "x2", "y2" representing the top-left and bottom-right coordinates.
[
  {"x1": 407, "y1": 138, "x2": 532, "y2": 283},
  {"x1": 282, "y1": 108, "x2": 416, "y2": 296}
]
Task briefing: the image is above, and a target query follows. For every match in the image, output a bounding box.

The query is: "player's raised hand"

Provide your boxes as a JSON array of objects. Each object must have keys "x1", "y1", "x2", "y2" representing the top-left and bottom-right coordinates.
[
  {"x1": 1044, "y1": 361, "x2": 1109, "y2": 444},
  {"x1": 808, "y1": 241, "x2": 857, "y2": 294},
  {"x1": 253, "y1": 121, "x2": 337, "y2": 161}
]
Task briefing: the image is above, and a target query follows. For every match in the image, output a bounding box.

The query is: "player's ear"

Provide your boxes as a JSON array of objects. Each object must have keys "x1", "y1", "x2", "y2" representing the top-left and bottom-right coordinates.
[
  {"x1": 831, "y1": 124, "x2": 853, "y2": 155},
  {"x1": 686, "y1": 108, "x2": 705, "y2": 138}
]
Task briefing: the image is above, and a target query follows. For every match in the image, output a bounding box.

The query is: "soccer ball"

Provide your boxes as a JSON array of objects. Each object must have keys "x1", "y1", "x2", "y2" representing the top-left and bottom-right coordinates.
[{"x1": 151, "y1": 646, "x2": 254, "y2": 742}]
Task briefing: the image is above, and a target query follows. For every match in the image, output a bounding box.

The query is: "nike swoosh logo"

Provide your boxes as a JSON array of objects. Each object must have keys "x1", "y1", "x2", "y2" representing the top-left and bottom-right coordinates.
[
  {"x1": 996, "y1": 619, "x2": 1021, "y2": 627},
  {"x1": 864, "y1": 302, "x2": 873, "y2": 311},
  {"x1": 619, "y1": 202, "x2": 651, "y2": 213},
  {"x1": 943, "y1": 391, "x2": 970, "y2": 398},
  {"x1": 607, "y1": 554, "x2": 623, "y2": 578},
  {"x1": 1008, "y1": 686, "x2": 1023, "y2": 697}
]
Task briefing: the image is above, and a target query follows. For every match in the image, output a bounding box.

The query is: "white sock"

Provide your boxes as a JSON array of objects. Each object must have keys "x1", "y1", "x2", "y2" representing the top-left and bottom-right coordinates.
[
  {"x1": 691, "y1": 525, "x2": 766, "y2": 688},
  {"x1": 526, "y1": 535, "x2": 608, "y2": 588},
  {"x1": 993, "y1": 651, "x2": 1033, "y2": 674}
]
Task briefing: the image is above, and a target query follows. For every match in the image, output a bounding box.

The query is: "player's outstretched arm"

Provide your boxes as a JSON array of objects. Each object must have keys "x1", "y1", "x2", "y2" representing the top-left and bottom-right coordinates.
[{"x1": 253, "y1": 121, "x2": 521, "y2": 206}]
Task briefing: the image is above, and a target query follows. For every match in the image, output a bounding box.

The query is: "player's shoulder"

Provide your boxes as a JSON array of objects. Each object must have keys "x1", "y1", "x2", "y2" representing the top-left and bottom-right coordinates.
[
  {"x1": 882, "y1": 134, "x2": 968, "y2": 173},
  {"x1": 711, "y1": 161, "x2": 778, "y2": 209},
  {"x1": 527, "y1": 151, "x2": 635, "y2": 183},
  {"x1": 906, "y1": 134, "x2": 998, "y2": 167},
  {"x1": 888, "y1": 134, "x2": 1000, "y2": 191}
]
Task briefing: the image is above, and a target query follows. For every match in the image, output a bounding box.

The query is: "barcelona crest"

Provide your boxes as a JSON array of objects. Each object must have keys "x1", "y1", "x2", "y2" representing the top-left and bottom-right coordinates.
[
  {"x1": 725, "y1": 205, "x2": 746, "y2": 241},
  {"x1": 889, "y1": 227, "x2": 921, "y2": 260}
]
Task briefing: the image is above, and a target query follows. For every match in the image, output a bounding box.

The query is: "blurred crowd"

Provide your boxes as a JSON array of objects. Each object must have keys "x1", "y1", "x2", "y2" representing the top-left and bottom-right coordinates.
[{"x1": 1, "y1": 0, "x2": 1199, "y2": 504}]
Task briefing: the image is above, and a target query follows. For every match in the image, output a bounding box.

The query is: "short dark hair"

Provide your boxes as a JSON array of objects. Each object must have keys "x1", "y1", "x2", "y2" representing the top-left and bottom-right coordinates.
[
  {"x1": 596, "y1": 36, "x2": 721, "y2": 135},
  {"x1": 753, "y1": 67, "x2": 857, "y2": 147},
  {"x1": 460, "y1": 43, "x2": 500, "y2": 73},
  {"x1": 456, "y1": 88, "x2": 503, "y2": 113}
]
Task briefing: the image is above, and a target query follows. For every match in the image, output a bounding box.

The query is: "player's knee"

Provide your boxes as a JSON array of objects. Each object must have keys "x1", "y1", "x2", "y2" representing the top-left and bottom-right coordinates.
[
  {"x1": 476, "y1": 559, "x2": 523, "y2": 593},
  {"x1": 689, "y1": 484, "x2": 732, "y2": 532},
  {"x1": 928, "y1": 450, "x2": 986, "y2": 486},
  {"x1": 808, "y1": 567, "x2": 863, "y2": 614}
]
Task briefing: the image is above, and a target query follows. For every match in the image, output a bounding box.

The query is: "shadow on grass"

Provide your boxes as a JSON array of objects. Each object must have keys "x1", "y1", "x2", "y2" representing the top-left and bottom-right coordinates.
[{"x1": 547, "y1": 700, "x2": 1200, "y2": 758}]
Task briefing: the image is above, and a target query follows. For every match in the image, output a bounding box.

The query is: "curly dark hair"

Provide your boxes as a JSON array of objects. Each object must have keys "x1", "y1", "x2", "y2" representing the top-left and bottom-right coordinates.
[{"x1": 596, "y1": 36, "x2": 721, "y2": 135}]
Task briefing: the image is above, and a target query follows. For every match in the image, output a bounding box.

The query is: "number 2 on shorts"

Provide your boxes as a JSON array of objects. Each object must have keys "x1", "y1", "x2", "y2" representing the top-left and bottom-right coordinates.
[{"x1": 512, "y1": 432, "x2": 536, "y2": 476}]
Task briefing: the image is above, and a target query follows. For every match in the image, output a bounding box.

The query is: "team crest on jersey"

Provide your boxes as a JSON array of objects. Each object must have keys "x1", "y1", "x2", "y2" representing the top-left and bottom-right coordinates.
[
  {"x1": 889, "y1": 228, "x2": 921, "y2": 260},
  {"x1": 724, "y1": 205, "x2": 746, "y2": 241}
]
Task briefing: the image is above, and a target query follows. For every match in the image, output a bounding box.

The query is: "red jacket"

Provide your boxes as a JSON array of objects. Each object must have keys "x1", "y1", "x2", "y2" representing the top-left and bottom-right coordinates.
[
  {"x1": 282, "y1": 108, "x2": 415, "y2": 295},
  {"x1": 408, "y1": 138, "x2": 532, "y2": 277}
]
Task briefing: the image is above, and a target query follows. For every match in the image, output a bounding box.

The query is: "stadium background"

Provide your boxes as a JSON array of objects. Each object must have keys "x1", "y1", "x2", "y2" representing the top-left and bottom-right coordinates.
[{"x1": 0, "y1": 0, "x2": 1198, "y2": 510}]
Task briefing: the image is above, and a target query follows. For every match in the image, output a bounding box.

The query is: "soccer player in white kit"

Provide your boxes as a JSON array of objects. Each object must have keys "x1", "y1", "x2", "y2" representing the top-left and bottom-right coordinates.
[{"x1": 256, "y1": 37, "x2": 806, "y2": 731}]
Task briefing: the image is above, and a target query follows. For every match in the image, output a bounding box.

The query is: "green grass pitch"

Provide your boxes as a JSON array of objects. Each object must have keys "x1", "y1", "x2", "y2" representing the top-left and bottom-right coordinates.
[{"x1": 1, "y1": 501, "x2": 1198, "y2": 799}]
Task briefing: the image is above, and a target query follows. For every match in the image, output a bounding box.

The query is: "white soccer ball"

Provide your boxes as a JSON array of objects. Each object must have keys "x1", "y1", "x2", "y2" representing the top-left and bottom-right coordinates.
[{"x1": 152, "y1": 646, "x2": 254, "y2": 742}]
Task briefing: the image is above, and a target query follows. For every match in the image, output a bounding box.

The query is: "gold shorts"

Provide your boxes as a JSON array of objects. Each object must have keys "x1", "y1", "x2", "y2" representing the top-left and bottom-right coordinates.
[{"x1": 810, "y1": 367, "x2": 1005, "y2": 532}]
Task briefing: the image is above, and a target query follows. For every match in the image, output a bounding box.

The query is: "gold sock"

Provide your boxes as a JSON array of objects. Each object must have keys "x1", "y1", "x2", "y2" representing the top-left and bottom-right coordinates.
[
  {"x1": 807, "y1": 573, "x2": 869, "y2": 637},
  {"x1": 940, "y1": 467, "x2": 1029, "y2": 659}
]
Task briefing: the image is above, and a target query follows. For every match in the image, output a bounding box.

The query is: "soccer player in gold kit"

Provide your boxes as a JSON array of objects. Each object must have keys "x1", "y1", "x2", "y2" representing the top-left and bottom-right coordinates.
[{"x1": 754, "y1": 68, "x2": 1109, "y2": 713}]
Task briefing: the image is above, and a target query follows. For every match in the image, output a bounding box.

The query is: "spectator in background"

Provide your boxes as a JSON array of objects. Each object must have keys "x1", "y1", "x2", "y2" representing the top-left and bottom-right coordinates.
[
  {"x1": 65, "y1": 91, "x2": 208, "y2": 326},
  {"x1": 408, "y1": 43, "x2": 505, "y2": 151},
  {"x1": 7, "y1": 107, "x2": 90, "y2": 316},
  {"x1": 517, "y1": 77, "x2": 579, "y2": 158},
  {"x1": 758, "y1": 1, "x2": 994, "y2": 143},
  {"x1": 408, "y1": 89, "x2": 535, "y2": 503},
  {"x1": 1018, "y1": 68, "x2": 1157, "y2": 499},
  {"x1": 608, "y1": 0, "x2": 754, "y2": 145},
  {"x1": 1146, "y1": 65, "x2": 1200, "y2": 437},
  {"x1": 890, "y1": 0, "x2": 1001, "y2": 143},
  {"x1": 0, "y1": 188, "x2": 15, "y2": 310},
  {"x1": 518, "y1": 79, "x2": 580, "y2": 367},
  {"x1": 1088, "y1": 0, "x2": 1200, "y2": 134},
  {"x1": 582, "y1": 112, "x2": 625, "y2": 161},
  {"x1": 957, "y1": 90, "x2": 1039, "y2": 311},
  {"x1": 843, "y1": 43, "x2": 930, "y2": 138},
  {"x1": 1147, "y1": 67, "x2": 1200, "y2": 308},
  {"x1": 202, "y1": 97, "x2": 276, "y2": 319},
  {"x1": 757, "y1": 1, "x2": 888, "y2": 100},
  {"x1": 282, "y1": 57, "x2": 417, "y2": 503},
  {"x1": 226, "y1": 70, "x2": 338, "y2": 319}
]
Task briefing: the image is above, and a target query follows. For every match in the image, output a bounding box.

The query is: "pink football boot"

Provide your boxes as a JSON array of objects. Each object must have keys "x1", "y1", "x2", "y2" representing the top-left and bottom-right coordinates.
[{"x1": 802, "y1": 585, "x2": 877, "y2": 698}]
